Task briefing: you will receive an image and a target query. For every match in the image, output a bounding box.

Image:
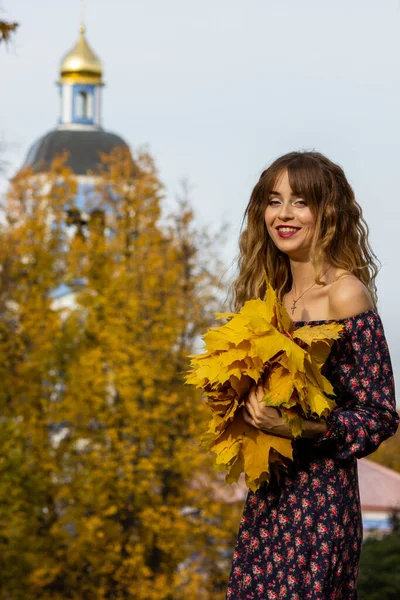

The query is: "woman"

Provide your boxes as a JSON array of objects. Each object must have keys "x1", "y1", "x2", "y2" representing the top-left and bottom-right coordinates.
[{"x1": 226, "y1": 151, "x2": 399, "y2": 599}]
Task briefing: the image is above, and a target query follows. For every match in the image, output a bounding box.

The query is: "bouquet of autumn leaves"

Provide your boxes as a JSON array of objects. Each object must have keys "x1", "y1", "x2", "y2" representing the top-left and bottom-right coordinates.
[{"x1": 186, "y1": 283, "x2": 343, "y2": 492}]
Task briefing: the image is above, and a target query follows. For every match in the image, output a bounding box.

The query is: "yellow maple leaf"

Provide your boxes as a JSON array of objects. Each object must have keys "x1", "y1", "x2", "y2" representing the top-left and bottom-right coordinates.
[
  {"x1": 210, "y1": 411, "x2": 293, "y2": 492},
  {"x1": 263, "y1": 363, "x2": 295, "y2": 408},
  {"x1": 281, "y1": 408, "x2": 304, "y2": 438}
]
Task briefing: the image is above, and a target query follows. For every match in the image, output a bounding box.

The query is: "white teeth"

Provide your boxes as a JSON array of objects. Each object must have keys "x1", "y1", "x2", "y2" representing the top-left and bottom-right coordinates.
[{"x1": 278, "y1": 227, "x2": 299, "y2": 233}]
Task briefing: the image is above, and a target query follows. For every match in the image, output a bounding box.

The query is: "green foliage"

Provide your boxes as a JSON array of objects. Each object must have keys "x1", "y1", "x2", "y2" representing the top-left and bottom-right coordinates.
[
  {"x1": 358, "y1": 515, "x2": 400, "y2": 600},
  {"x1": 0, "y1": 150, "x2": 242, "y2": 599}
]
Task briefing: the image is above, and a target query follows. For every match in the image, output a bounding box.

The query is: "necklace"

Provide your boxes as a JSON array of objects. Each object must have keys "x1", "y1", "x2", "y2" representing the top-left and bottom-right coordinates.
[
  {"x1": 290, "y1": 267, "x2": 331, "y2": 315},
  {"x1": 290, "y1": 281, "x2": 318, "y2": 315}
]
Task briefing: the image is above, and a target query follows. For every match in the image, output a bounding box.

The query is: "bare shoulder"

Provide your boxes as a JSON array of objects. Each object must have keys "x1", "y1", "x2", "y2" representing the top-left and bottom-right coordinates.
[{"x1": 329, "y1": 272, "x2": 374, "y2": 320}]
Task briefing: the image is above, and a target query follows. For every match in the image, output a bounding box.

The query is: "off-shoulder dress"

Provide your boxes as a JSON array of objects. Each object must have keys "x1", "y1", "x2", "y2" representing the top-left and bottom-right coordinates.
[{"x1": 225, "y1": 309, "x2": 399, "y2": 600}]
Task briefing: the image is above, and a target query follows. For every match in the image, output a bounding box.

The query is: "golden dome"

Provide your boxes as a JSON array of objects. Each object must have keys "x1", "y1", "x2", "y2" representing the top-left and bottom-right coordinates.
[{"x1": 59, "y1": 25, "x2": 103, "y2": 84}]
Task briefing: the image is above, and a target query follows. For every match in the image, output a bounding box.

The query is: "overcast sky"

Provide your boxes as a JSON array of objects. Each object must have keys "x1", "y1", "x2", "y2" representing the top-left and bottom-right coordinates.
[{"x1": 2, "y1": 0, "x2": 400, "y2": 394}]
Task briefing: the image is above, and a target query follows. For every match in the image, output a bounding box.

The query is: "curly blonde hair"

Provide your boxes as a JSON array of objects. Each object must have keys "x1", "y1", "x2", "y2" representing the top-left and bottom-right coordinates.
[{"x1": 232, "y1": 151, "x2": 378, "y2": 311}]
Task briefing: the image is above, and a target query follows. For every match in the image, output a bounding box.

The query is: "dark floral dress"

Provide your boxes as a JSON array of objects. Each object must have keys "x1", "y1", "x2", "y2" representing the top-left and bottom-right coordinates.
[{"x1": 226, "y1": 309, "x2": 399, "y2": 599}]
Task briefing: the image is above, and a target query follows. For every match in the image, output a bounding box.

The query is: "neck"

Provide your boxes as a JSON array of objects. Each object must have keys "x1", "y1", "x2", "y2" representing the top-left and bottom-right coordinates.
[{"x1": 289, "y1": 258, "x2": 329, "y2": 295}]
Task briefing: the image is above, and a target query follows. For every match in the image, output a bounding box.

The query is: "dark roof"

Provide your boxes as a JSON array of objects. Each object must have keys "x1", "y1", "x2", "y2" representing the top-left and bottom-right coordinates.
[{"x1": 23, "y1": 128, "x2": 129, "y2": 175}]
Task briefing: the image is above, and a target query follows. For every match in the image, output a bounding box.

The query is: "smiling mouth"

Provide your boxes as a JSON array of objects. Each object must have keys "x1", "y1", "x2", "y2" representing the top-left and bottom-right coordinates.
[
  {"x1": 276, "y1": 227, "x2": 301, "y2": 233},
  {"x1": 276, "y1": 227, "x2": 301, "y2": 238}
]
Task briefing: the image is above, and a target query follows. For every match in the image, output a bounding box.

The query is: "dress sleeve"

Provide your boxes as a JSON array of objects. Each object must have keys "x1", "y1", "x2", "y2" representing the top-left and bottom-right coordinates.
[{"x1": 314, "y1": 310, "x2": 399, "y2": 460}]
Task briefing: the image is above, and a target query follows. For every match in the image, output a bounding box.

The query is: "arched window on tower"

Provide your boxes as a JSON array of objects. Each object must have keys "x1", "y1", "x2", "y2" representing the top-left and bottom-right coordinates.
[{"x1": 76, "y1": 90, "x2": 93, "y2": 120}]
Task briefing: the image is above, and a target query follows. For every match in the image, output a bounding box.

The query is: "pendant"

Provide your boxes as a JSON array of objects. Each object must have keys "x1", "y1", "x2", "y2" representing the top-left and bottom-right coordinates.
[{"x1": 291, "y1": 300, "x2": 296, "y2": 315}]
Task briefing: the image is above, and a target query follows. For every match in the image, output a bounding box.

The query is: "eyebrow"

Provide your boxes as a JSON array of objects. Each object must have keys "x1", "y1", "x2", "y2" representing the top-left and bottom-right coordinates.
[{"x1": 268, "y1": 190, "x2": 302, "y2": 198}]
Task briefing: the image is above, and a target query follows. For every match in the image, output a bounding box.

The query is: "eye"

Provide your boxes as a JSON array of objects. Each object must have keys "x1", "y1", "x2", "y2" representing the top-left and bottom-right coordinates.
[
  {"x1": 267, "y1": 198, "x2": 281, "y2": 206},
  {"x1": 294, "y1": 199, "x2": 307, "y2": 206}
]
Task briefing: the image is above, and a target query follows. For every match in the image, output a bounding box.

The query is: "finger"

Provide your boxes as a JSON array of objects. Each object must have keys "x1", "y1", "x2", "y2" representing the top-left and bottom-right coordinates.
[
  {"x1": 244, "y1": 395, "x2": 257, "y2": 420},
  {"x1": 247, "y1": 383, "x2": 259, "y2": 407},
  {"x1": 247, "y1": 388, "x2": 263, "y2": 412},
  {"x1": 256, "y1": 381, "x2": 264, "y2": 402},
  {"x1": 248, "y1": 383, "x2": 256, "y2": 397},
  {"x1": 243, "y1": 406, "x2": 255, "y2": 427}
]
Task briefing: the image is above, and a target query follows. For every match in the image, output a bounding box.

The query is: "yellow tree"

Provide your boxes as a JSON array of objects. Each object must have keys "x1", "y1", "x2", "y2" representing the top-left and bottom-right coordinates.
[
  {"x1": 0, "y1": 157, "x2": 77, "y2": 595},
  {"x1": 369, "y1": 420, "x2": 400, "y2": 473},
  {"x1": 0, "y1": 149, "x2": 242, "y2": 600}
]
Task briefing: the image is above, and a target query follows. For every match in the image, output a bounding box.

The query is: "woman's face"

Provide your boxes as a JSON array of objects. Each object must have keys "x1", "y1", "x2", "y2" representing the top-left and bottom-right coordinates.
[{"x1": 264, "y1": 170, "x2": 315, "y2": 260}]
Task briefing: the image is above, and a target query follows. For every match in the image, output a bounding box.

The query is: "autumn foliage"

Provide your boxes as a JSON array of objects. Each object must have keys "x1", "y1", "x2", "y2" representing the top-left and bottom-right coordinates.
[
  {"x1": 369, "y1": 423, "x2": 400, "y2": 474},
  {"x1": 0, "y1": 19, "x2": 18, "y2": 45},
  {"x1": 0, "y1": 149, "x2": 241, "y2": 599}
]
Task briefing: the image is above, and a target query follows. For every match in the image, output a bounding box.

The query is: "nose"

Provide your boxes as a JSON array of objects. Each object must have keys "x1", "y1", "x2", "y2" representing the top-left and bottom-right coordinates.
[{"x1": 277, "y1": 202, "x2": 294, "y2": 221}]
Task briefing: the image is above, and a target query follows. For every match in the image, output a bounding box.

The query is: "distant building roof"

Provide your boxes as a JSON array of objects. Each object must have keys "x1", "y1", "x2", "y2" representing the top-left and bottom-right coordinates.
[
  {"x1": 358, "y1": 458, "x2": 400, "y2": 512},
  {"x1": 209, "y1": 458, "x2": 400, "y2": 512},
  {"x1": 23, "y1": 128, "x2": 129, "y2": 176}
]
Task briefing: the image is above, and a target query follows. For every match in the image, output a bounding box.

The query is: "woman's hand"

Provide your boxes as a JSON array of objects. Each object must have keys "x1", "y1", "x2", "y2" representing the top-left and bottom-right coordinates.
[
  {"x1": 243, "y1": 381, "x2": 328, "y2": 440},
  {"x1": 243, "y1": 382, "x2": 293, "y2": 438}
]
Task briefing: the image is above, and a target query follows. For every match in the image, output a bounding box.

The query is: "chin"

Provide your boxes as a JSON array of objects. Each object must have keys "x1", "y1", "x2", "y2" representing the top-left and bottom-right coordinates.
[{"x1": 274, "y1": 243, "x2": 311, "y2": 261}]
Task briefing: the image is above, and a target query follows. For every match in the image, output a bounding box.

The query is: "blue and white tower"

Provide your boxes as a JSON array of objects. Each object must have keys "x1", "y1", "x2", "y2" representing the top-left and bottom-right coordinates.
[
  {"x1": 21, "y1": 23, "x2": 131, "y2": 309},
  {"x1": 58, "y1": 24, "x2": 103, "y2": 129},
  {"x1": 23, "y1": 25, "x2": 129, "y2": 176}
]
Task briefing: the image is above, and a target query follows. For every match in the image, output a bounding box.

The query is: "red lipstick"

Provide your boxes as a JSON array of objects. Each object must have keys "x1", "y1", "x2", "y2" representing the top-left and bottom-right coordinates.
[{"x1": 276, "y1": 227, "x2": 301, "y2": 238}]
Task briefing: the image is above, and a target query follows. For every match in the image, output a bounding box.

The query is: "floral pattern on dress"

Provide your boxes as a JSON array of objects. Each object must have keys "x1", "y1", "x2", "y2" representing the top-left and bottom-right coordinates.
[{"x1": 226, "y1": 309, "x2": 399, "y2": 599}]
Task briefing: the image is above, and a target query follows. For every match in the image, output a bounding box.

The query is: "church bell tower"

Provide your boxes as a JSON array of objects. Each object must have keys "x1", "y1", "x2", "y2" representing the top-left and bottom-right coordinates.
[{"x1": 58, "y1": 24, "x2": 103, "y2": 129}]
